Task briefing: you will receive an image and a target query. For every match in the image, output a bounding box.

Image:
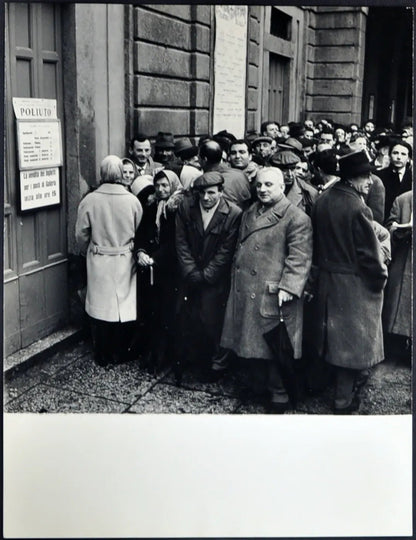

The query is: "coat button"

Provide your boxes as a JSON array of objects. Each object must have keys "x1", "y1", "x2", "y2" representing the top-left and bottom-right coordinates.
[
  {"x1": 250, "y1": 293, "x2": 256, "y2": 299},
  {"x1": 251, "y1": 269, "x2": 257, "y2": 276}
]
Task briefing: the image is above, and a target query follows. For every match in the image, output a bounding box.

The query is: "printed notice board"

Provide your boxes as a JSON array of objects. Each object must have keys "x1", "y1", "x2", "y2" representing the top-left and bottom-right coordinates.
[
  {"x1": 16, "y1": 120, "x2": 63, "y2": 171},
  {"x1": 20, "y1": 167, "x2": 60, "y2": 211}
]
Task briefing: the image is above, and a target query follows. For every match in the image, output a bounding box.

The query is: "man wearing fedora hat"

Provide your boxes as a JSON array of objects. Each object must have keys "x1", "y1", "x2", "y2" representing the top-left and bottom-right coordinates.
[
  {"x1": 311, "y1": 149, "x2": 388, "y2": 414},
  {"x1": 175, "y1": 171, "x2": 242, "y2": 380},
  {"x1": 154, "y1": 131, "x2": 179, "y2": 169}
]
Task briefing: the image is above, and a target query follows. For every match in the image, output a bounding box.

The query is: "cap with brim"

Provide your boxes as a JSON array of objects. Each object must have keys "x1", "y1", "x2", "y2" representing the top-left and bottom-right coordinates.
[
  {"x1": 277, "y1": 137, "x2": 303, "y2": 152},
  {"x1": 338, "y1": 149, "x2": 376, "y2": 179},
  {"x1": 269, "y1": 150, "x2": 300, "y2": 169},
  {"x1": 174, "y1": 137, "x2": 198, "y2": 159},
  {"x1": 155, "y1": 132, "x2": 175, "y2": 149},
  {"x1": 193, "y1": 171, "x2": 224, "y2": 189},
  {"x1": 252, "y1": 135, "x2": 273, "y2": 146}
]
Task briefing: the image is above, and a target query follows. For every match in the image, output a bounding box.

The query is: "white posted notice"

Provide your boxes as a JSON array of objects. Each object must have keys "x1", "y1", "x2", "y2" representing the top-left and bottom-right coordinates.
[
  {"x1": 212, "y1": 6, "x2": 248, "y2": 138},
  {"x1": 20, "y1": 168, "x2": 60, "y2": 211}
]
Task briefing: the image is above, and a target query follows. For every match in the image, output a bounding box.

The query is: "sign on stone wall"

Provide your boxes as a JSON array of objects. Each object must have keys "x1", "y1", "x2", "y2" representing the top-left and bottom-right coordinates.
[{"x1": 212, "y1": 6, "x2": 248, "y2": 138}]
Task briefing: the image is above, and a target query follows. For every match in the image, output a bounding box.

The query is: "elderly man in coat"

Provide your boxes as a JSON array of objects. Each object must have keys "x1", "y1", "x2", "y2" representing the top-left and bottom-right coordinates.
[
  {"x1": 220, "y1": 167, "x2": 313, "y2": 413},
  {"x1": 311, "y1": 149, "x2": 388, "y2": 413},
  {"x1": 175, "y1": 171, "x2": 242, "y2": 380}
]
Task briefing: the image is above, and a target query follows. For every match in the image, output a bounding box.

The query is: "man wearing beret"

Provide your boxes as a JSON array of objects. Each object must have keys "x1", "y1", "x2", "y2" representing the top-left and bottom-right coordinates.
[
  {"x1": 311, "y1": 149, "x2": 388, "y2": 413},
  {"x1": 175, "y1": 171, "x2": 242, "y2": 380}
]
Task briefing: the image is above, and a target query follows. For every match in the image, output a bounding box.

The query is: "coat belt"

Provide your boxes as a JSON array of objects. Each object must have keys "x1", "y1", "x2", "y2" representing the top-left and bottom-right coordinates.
[{"x1": 91, "y1": 241, "x2": 134, "y2": 255}]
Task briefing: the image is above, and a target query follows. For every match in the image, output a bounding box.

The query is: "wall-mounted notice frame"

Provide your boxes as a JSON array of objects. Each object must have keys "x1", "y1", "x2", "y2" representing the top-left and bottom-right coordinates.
[
  {"x1": 212, "y1": 5, "x2": 248, "y2": 138},
  {"x1": 19, "y1": 167, "x2": 60, "y2": 212},
  {"x1": 16, "y1": 119, "x2": 63, "y2": 171}
]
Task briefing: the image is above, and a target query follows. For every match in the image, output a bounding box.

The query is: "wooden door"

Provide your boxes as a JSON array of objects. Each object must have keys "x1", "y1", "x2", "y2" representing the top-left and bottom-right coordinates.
[
  {"x1": 268, "y1": 53, "x2": 289, "y2": 124},
  {"x1": 5, "y1": 3, "x2": 68, "y2": 355}
]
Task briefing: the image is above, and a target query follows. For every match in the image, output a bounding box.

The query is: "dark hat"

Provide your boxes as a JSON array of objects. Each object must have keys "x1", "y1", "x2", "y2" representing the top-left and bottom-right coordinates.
[
  {"x1": 245, "y1": 130, "x2": 261, "y2": 144},
  {"x1": 174, "y1": 137, "x2": 198, "y2": 159},
  {"x1": 252, "y1": 135, "x2": 273, "y2": 146},
  {"x1": 269, "y1": 150, "x2": 300, "y2": 169},
  {"x1": 278, "y1": 137, "x2": 303, "y2": 152},
  {"x1": 214, "y1": 130, "x2": 237, "y2": 143},
  {"x1": 193, "y1": 171, "x2": 224, "y2": 189},
  {"x1": 155, "y1": 132, "x2": 175, "y2": 149},
  {"x1": 338, "y1": 149, "x2": 375, "y2": 179}
]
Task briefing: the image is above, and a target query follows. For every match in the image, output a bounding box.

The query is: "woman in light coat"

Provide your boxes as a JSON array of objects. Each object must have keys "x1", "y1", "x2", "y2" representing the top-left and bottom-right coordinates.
[{"x1": 75, "y1": 155, "x2": 143, "y2": 366}]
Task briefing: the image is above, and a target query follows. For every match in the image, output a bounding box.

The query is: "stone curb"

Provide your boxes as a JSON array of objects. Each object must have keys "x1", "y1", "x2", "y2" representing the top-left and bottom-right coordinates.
[{"x1": 4, "y1": 327, "x2": 87, "y2": 379}]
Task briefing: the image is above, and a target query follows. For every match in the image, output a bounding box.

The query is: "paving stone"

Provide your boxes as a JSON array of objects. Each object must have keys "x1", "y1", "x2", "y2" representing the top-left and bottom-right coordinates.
[
  {"x1": 4, "y1": 384, "x2": 127, "y2": 414},
  {"x1": 128, "y1": 383, "x2": 239, "y2": 414},
  {"x1": 161, "y1": 369, "x2": 243, "y2": 398},
  {"x1": 48, "y1": 355, "x2": 162, "y2": 405}
]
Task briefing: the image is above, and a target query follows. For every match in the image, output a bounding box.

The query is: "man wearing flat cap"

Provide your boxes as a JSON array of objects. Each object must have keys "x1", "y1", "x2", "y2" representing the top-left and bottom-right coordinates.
[
  {"x1": 311, "y1": 149, "x2": 388, "y2": 413},
  {"x1": 175, "y1": 171, "x2": 242, "y2": 379},
  {"x1": 270, "y1": 150, "x2": 318, "y2": 216},
  {"x1": 251, "y1": 135, "x2": 275, "y2": 166}
]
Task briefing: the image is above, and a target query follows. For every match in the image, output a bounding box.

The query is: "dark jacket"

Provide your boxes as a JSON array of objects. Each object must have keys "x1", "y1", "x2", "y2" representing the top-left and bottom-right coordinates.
[
  {"x1": 364, "y1": 173, "x2": 385, "y2": 224},
  {"x1": 205, "y1": 163, "x2": 252, "y2": 210},
  {"x1": 311, "y1": 182, "x2": 388, "y2": 369},
  {"x1": 175, "y1": 194, "x2": 242, "y2": 342},
  {"x1": 286, "y1": 177, "x2": 318, "y2": 216},
  {"x1": 383, "y1": 190, "x2": 412, "y2": 337},
  {"x1": 378, "y1": 164, "x2": 412, "y2": 220}
]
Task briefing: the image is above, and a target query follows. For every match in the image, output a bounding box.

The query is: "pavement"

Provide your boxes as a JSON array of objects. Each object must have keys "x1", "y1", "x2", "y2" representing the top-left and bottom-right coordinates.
[{"x1": 4, "y1": 335, "x2": 412, "y2": 415}]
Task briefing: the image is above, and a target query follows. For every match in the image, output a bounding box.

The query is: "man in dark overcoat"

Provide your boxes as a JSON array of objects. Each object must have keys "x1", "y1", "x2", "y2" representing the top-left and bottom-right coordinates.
[
  {"x1": 220, "y1": 167, "x2": 313, "y2": 412},
  {"x1": 311, "y1": 149, "x2": 388, "y2": 413},
  {"x1": 378, "y1": 140, "x2": 412, "y2": 219},
  {"x1": 175, "y1": 171, "x2": 242, "y2": 378}
]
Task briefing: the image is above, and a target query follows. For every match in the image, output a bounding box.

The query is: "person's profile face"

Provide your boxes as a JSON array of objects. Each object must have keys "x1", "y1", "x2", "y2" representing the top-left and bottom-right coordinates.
[{"x1": 265, "y1": 123, "x2": 279, "y2": 139}]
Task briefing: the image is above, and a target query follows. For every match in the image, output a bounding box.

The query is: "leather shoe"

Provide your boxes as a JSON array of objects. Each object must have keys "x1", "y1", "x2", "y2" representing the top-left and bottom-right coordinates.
[
  {"x1": 333, "y1": 394, "x2": 360, "y2": 415},
  {"x1": 266, "y1": 400, "x2": 290, "y2": 414}
]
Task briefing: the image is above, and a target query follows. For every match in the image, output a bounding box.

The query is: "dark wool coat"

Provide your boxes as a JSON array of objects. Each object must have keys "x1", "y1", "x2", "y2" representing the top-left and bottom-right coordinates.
[
  {"x1": 286, "y1": 177, "x2": 319, "y2": 216},
  {"x1": 175, "y1": 195, "x2": 242, "y2": 343},
  {"x1": 220, "y1": 196, "x2": 313, "y2": 360},
  {"x1": 365, "y1": 173, "x2": 385, "y2": 224},
  {"x1": 378, "y1": 164, "x2": 412, "y2": 220},
  {"x1": 311, "y1": 182, "x2": 388, "y2": 369},
  {"x1": 383, "y1": 191, "x2": 412, "y2": 338}
]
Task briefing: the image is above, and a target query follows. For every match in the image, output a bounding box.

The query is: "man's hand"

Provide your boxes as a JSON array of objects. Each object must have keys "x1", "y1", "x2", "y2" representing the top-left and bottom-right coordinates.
[
  {"x1": 137, "y1": 251, "x2": 154, "y2": 267},
  {"x1": 278, "y1": 289, "x2": 294, "y2": 307},
  {"x1": 187, "y1": 270, "x2": 204, "y2": 284}
]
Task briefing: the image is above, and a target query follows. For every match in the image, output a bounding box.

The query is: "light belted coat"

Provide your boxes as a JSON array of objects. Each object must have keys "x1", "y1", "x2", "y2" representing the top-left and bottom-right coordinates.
[
  {"x1": 220, "y1": 196, "x2": 313, "y2": 360},
  {"x1": 75, "y1": 183, "x2": 143, "y2": 322}
]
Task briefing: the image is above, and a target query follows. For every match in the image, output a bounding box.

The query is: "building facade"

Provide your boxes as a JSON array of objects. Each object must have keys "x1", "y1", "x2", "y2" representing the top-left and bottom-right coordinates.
[{"x1": 4, "y1": 3, "x2": 413, "y2": 356}]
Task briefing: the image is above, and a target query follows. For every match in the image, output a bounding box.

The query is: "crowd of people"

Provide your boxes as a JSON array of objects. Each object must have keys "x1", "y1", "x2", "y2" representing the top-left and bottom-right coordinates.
[{"x1": 75, "y1": 117, "x2": 412, "y2": 414}]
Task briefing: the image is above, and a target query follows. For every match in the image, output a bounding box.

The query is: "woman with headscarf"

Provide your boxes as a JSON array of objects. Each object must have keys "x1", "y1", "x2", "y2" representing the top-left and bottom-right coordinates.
[
  {"x1": 75, "y1": 155, "x2": 143, "y2": 366},
  {"x1": 121, "y1": 157, "x2": 138, "y2": 190},
  {"x1": 133, "y1": 169, "x2": 186, "y2": 371}
]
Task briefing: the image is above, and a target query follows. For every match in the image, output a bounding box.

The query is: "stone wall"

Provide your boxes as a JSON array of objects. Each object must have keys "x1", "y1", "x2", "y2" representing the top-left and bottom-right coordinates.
[
  {"x1": 305, "y1": 7, "x2": 368, "y2": 125},
  {"x1": 132, "y1": 4, "x2": 212, "y2": 140}
]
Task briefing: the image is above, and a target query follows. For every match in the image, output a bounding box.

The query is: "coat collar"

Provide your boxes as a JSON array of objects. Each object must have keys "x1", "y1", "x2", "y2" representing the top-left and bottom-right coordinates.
[
  {"x1": 286, "y1": 178, "x2": 303, "y2": 208},
  {"x1": 190, "y1": 196, "x2": 230, "y2": 236},
  {"x1": 241, "y1": 196, "x2": 291, "y2": 241},
  {"x1": 95, "y1": 183, "x2": 129, "y2": 195}
]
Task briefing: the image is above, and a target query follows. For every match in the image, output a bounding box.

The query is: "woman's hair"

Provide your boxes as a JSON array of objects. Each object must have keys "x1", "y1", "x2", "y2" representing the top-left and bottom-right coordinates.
[{"x1": 100, "y1": 155, "x2": 124, "y2": 184}]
